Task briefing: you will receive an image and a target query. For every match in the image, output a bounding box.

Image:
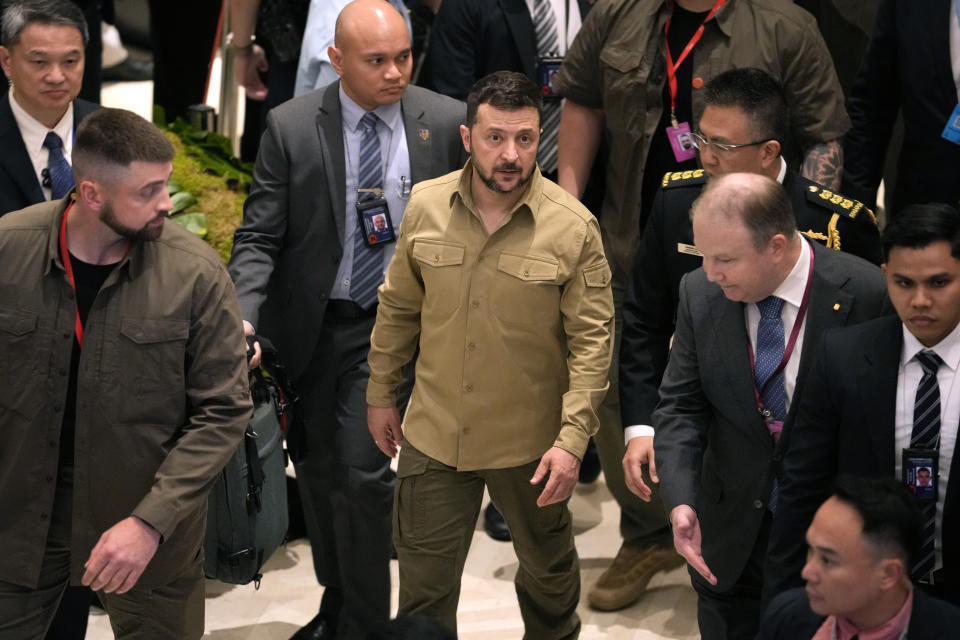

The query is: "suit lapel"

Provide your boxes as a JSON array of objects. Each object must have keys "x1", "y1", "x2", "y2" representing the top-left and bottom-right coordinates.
[
  {"x1": 401, "y1": 92, "x2": 433, "y2": 184},
  {"x1": 930, "y1": 0, "x2": 956, "y2": 103},
  {"x1": 316, "y1": 83, "x2": 347, "y2": 247},
  {"x1": 858, "y1": 316, "x2": 901, "y2": 471},
  {"x1": 0, "y1": 95, "x2": 44, "y2": 206},
  {"x1": 499, "y1": 0, "x2": 537, "y2": 78}
]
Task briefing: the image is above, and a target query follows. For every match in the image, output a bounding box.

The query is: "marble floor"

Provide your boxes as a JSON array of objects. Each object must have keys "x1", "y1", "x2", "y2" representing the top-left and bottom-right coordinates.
[{"x1": 86, "y1": 475, "x2": 698, "y2": 639}]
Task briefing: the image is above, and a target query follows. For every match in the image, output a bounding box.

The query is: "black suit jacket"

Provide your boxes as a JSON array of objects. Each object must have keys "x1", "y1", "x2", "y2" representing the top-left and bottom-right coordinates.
[
  {"x1": 228, "y1": 82, "x2": 467, "y2": 381},
  {"x1": 0, "y1": 95, "x2": 99, "y2": 216},
  {"x1": 842, "y1": 0, "x2": 960, "y2": 212},
  {"x1": 652, "y1": 242, "x2": 889, "y2": 589},
  {"x1": 766, "y1": 315, "x2": 960, "y2": 605},
  {"x1": 758, "y1": 586, "x2": 960, "y2": 639},
  {"x1": 620, "y1": 169, "x2": 882, "y2": 429},
  {"x1": 419, "y1": 0, "x2": 592, "y2": 100}
]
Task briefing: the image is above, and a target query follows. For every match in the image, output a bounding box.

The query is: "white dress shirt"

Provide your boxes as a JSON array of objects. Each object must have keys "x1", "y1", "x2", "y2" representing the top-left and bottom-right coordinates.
[
  {"x1": 894, "y1": 321, "x2": 960, "y2": 569},
  {"x1": 950, "y1": 0, "x2": 960, "y2": 101},
  {"x1": 8, "y1": 90, "x2": 74, "y2": 202},
  {"x1": 330, "y1": 86, "x2": 410, "y2": 302}
]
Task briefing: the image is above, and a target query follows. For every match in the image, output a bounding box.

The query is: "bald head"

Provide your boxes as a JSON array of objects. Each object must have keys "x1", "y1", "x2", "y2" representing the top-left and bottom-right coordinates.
[
  {"x1": 329, "y1": 0, "x2": 411, "y2": 110},
  {"x1": 691, "y1": 173, "x2": 797, "y2": 250}
]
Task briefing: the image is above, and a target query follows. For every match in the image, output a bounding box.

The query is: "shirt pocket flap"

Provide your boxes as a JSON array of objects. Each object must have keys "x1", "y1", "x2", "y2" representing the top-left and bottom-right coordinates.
[
  {"x1": 0, "y1": 308, "x2": 38, "y2": 336},
  {"x1": 582, "y1": 262, "x2": 612, "y2": 288},
  {"x1": 120, "y1": 318, "x2": 190, "y2": 344},
  {"x1": 497, "y1": 252, "x2": 560, "y2": 282},
  {"x1": 412, "y1": 239, "x2": 466, "y2": 267},
  {"x1": 600, "y1": 43, "x2": 644, "y2": 74}
]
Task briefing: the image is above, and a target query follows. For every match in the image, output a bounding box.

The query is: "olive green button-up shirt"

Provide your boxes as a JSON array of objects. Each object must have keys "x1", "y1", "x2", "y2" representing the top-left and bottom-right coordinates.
[
  {"x1": 555, "y1": 0, "x2": 850, "y2": 282},
  {"x1": 367, "y1": 162, "x2": 614, "y2": 471}
]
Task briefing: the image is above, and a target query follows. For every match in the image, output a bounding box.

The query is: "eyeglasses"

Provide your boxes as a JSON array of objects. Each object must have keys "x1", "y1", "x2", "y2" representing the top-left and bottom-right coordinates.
[{"x1": 690, "y1": 132, "x2": 771, "y2": 154}]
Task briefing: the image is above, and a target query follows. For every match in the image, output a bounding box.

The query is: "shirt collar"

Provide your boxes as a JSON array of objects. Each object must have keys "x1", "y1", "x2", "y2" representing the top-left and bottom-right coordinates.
[
  {"x1": 44, "y1": 196, "x2": 140, "y2": 280},
  {"x1": 768, "y1": 234, "x2": 810, "y2": 309},
  {"x1": 776, "y1": 156, "x2": 787, "y2": 184},
  {"x1": 338, "y1": 84, "x2": 403, "y2": 134},
  {"x1": 452, "y1": 158, "x2": 545, "y2": 224},
  {"x1": 834, "y1": 588, "x2": 913, "y2": 640},
  {"x1": 9, "y1": 89, "x2": 74, "y2": 158},
  {"x1": 902, "y1": 315, "x2": 960, "y2": 374}
]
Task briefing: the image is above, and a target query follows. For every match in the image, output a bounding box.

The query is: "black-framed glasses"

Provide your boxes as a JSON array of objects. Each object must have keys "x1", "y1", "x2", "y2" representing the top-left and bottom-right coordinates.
[{"x1": 690, "y1": 132, "x2": 771, "y2": 154}]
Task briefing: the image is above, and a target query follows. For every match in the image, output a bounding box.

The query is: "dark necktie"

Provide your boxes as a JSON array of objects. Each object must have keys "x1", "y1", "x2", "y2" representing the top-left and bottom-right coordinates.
[
  {"x1": 911, "y1": 349, "x2": 943, "y2": 580},
  {"x1": 350, "y1": 112, "x2": 385, "y2": 310},
  {"x1": 43, "y1": 132, "x2": 74, "y2": 200},
  {"x1": 534, "y1": 0, "x2": 561, "y2": 174},
  {"x1": 756, "y1": 295, "x2": 786, "y2": 512}
]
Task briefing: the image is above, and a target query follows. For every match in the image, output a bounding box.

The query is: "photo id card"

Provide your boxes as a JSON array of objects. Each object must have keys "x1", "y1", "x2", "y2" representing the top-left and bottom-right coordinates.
[
  {"x1": 941, "y1": 104, "x2": 960, "y2": 146},
  {"x1": 356, "y1": 197, "x2": 396, "y2": 248},
  {"x1": 902, "y1": 447, "x2": 938, "y2": 502},
  {"x1": 667, "y1": 121, "x2": 697, "y2": 162},
  {"x1": 537, "y1": 57, "x2": 563, "y2": 100}
]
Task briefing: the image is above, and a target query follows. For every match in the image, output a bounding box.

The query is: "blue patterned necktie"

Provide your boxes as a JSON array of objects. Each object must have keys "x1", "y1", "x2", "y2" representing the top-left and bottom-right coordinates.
[
  {"x1": 350, "y1": 112, "x2": 385, "y2": 310},
  {"x1": 755, "y1": 295, "x2": 786, "y2": 512},
  {"x1": 43, "y1": 132, "x2": 74, "y2": 200},
  {"x1": 911, "y1": 349, "x2": 943, "y2": 581},
  {"x1": 534, "y1": 0, "x2": 561, "y2": 174}
]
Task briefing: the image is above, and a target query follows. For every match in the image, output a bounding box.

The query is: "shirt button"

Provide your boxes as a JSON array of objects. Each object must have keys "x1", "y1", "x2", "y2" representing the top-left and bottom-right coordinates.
[
  {"x1": 40, "y1": 513, "x2": 48, "y2": 520},
  {"x1": 753, "y1": 499, "x2": 764, "y2": 509},
  {"x1": 46, "y1": 475, "x2": 54, "y2": 483},
  {"x1": 465, "y1": 384, "x2": 473, "y2": 392},
  {"x1": 53, "y1": 404, "x2": 62, "y2": 412},
  {"x1": 48, "y1": 440, "x2": 56, "y2": 448},
  {"x1": 477, "y1": 255, "x2": 484, "y2": 263},
  {"x1": 523, "y1": 270, "x2": 529, "y2": 277},
  {"x1": 471, "y1": 300, "x2": 479, "y2": 309},
  {"x1": 343, "y1": 279, "x2": 350, "y2": 286},
  {"x1": 62, "y1": 332, "x2": 71, "y2": 340},
  {"x1": 433, "y1": 255, "x2": 439, "y2": 262},
  {"x1": 467, "y1": 342, "x2": 476, "y2": 351}
]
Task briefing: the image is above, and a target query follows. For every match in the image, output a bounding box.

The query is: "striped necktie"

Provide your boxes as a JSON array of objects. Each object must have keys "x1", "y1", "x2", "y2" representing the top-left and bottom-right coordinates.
[
  {"x1": 911, "y1": 349, "x2": 943, "y2": 581},
  {"x1": 350, "y1": 112, "x2": 385, "y2": 310},
  {"x1": 533, "y1": 0, "x2": 561, "y2": 175}
]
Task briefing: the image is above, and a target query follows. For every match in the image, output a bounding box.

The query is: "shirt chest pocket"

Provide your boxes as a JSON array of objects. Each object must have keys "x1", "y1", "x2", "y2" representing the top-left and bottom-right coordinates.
[
  {"x1": 113, "y1": 318, "x2": 189, "y2": 425},
  {"x1": 412, "y1": 238, "x2": 465, "y2": 317},
  {"x1": 0, "y1": 307, "x2": 41, "y2": 418},
  {"x1": 493, "y1": 252, "x2": 561, "y2": 326},
  {"x1": 600, "y1": 43, "x2": 656, "y2": 134}
]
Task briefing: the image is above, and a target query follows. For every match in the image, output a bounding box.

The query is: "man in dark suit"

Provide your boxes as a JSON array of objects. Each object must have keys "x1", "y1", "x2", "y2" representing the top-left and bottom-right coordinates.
[
  {"x1": 759, "y1": 475, "x2": 960, "y2": 639},
  {"x1": 766, "y1": 203, "x2": 960, "y2": 607},
  {"x1": 652, "y1": 173, "x2": 889, "y2": 639},
  {"x1": 0, "y1": 0, "x2": 98, "y2": 217},
  {"x1": 842, "y1": 0, "x2": 960, "y2": 213},
  {"x1": 621, "y1": 68, "x2": 880, "y2": 503},
  {"x1": 228, "y1": 2, "x2": 466, "y2": 638}
]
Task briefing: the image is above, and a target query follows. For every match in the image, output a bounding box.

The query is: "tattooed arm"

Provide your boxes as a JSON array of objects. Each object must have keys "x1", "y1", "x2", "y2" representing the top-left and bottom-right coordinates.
[{"x1": 801, "y1": 140, "x2": 843, "y2": 190}]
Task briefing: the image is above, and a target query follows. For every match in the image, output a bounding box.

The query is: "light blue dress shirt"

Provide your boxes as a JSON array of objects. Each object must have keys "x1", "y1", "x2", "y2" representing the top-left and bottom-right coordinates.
[{"x1": 330, "y1": 85, "x2": 410, "y2": 301}]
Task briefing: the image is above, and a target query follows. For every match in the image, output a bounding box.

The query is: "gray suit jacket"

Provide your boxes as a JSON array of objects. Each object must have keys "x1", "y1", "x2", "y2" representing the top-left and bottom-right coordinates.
[
  {"x1": 652, "y1": 240, "x2": 890, "y2": 590},
  {"x1": 0, "y1": 95, "x2": 99, "y2": 216},
  {"x1": 228, "y1": 82, "x2": 467, "y2": 379}
]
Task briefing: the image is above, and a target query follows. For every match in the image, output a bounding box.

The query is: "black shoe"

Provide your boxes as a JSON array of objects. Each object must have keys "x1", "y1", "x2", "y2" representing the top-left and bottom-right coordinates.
[
  {"x1": 483, "y1": 503, "x2": 511, "y2": 542},
  {"x1": 578, "y1": 438, "x2": 601, "y2": 484},
  {"x1": 289, "y1": 612, "x2": 337, "y2": 640},
  {"x1": 102, "y1": 57, "x2": 154, "y2": 82}
]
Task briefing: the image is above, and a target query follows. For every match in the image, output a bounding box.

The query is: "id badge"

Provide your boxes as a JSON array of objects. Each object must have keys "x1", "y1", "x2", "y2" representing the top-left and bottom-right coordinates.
[
  {"x1": 902, "y1": 447, "x2": 938, "y2": 502},
  {"x1": 667, "y1": 121, "x2": 698, "y2": 162},
  {"x1": 537, "y1": 56, "x2": 564, "y2": 100},
  {"x1": 356, "y1": 197, "x2": 396, "y2": 247},
  {"x1": 941, "y1": 105, "x2": 960, "y2": 146}
]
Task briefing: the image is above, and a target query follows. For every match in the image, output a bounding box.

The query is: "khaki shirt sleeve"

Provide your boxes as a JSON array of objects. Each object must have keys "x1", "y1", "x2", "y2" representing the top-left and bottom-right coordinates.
[
  {"x1": 366, "y1": 202, "x2": 424, "y2": 408},
  {"x1": 552, "y1": 218, "x2": 615, "y2": 459},
  {"x1": 553, "y1": 0, "x2": 611, "y2": 108},
  {"x1": 778, "y1": 11, "x2": 851, "y2": 149},
  {"x1": 131, "y1": 265, "x2": 252, "y2": 539}
]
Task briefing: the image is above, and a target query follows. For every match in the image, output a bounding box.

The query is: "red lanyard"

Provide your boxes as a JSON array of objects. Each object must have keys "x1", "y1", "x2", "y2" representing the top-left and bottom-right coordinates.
[
  {"x1": 664, "y1": 0, "x2": 727, "y2": 127},
  {"x1": 747, "y1": 242, "x2": 815, "y2": 415},
  {"x1": 58, "y1": 201, "x2": 128, "y2": 348}
]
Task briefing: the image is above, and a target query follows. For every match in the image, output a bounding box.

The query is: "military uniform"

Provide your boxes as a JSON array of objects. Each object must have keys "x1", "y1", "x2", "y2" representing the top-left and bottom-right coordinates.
[{"x1": 619, "y1": 167, "x2": 881, "y2": 431}]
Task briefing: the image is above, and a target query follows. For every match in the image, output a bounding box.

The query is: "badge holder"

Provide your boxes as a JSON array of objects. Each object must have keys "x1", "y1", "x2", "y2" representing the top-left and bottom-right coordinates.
[
  {"x1": 356, "y1": 192, "x2": 396, "y2": 248},
  {"x1": 902, "y1": 448, "x2": 938, "y2": 502},
  {"x1": 537, "y1": 56, "x2": 564, "y2": 100},
  {"x1": 941, "y1": 105, "x2": 960, "y2": 146},
  {"x1": 667, "y1": 120, "x2": 697, "y2": 163}
]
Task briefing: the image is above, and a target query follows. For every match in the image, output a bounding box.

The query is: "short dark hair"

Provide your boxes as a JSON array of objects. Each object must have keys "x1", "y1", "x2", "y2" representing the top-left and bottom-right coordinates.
[
  {"x1": 366, "y1": 614, "x2": 457, "y2": 640},
  {"x1": 832, "y1": 474, "x2": 923, "y2": 571},
  {"x1": 1, "y1": 0, "x2": 89, "y2": 48},
  {"x1": 881, "y1": 202, "x2": 960, "y2": 262},
  {"x1": 691, "y1": 173, "x2": 796, "y2": 250},
  {"x1": 466, "y1": 70, "x2": 542, "y2": 128},
  {"x1": 73, "y1": 108, "x2": 175, "y2": 182},
  {"x1": 702, "y1": 68, "x2": 789, "y2": 145}
]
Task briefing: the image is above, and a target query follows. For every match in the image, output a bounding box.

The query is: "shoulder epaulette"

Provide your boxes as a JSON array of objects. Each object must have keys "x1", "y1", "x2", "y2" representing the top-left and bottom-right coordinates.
[
  {"x1": 661, "y1": 169, "x2": 707, "y2": 189},
  {"x1": 805, "y1": 185, "x2": 878, "y2": 228}
]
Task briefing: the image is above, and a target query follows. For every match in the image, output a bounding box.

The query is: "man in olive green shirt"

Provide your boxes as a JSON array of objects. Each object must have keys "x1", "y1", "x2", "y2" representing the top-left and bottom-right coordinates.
[{"x1": 367, "y1": 71, "x2": 614, "y2": 637}]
